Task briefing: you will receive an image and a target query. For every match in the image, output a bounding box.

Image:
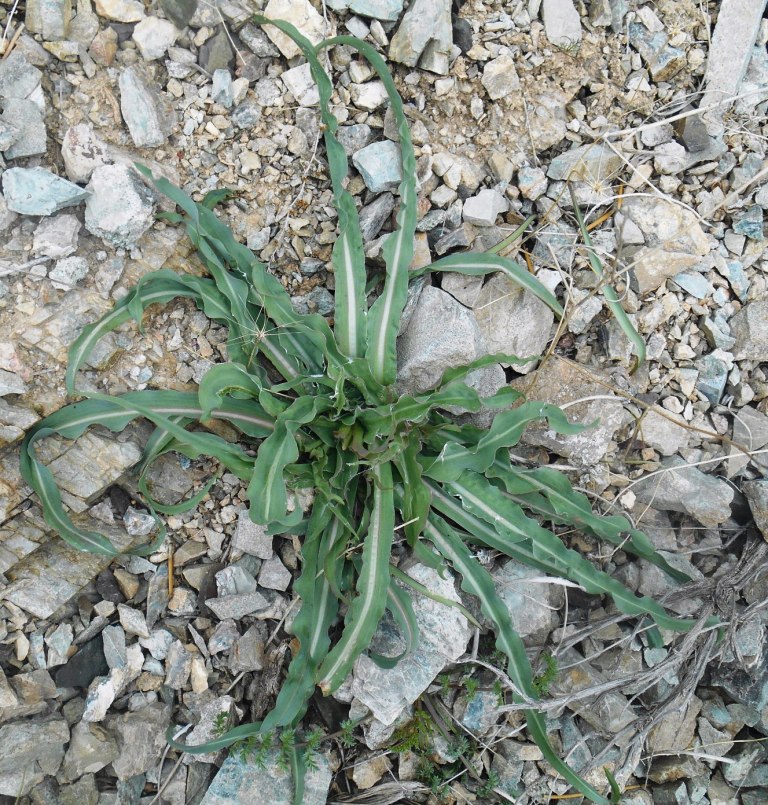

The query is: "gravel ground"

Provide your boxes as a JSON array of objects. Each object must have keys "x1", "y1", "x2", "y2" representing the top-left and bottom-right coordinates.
[{"x1": 0, "y1": 0, "x2": 767, "y2": 803}]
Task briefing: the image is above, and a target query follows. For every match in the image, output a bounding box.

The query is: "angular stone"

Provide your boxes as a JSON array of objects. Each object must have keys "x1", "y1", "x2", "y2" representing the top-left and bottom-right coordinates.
[
  {"x1": 462, "y1": 188, "x2": 508, "y2": 226},
  {"x1": 0, "y1": 369, "x2": 27, "y2": 396},
  {"x1": 94, "y1": 0, "x2": 145, "y2": 22},
  {"x1": 229, "y1": 623, "x2": 266, "y2": 674},
  {"x1": 481, "y1": 54, "x2": 520, "y2": 101},
  {"x1": 119, "y1": 66, "x2": 175, "y2": 148},
  {"x1": 628, "y1": 22, "x2": 686, "y2": 82},
  {"x1": 198, "y1": 25, "x2": 234, "y2": 72},
  {"x1": 50, "y1": 256, "x2": 89, "y2": 290},
  {"x1": 0, "y1": 51, "x2": 43, "y2": 99},
  {"x1": 182, "y1": 696, "x2": 236, "y2": 765},
  {"x1": 352, "y1": 140, "x2": 403, "y2": 193},
  {"x1": 54, "y1": 637, "x2": 108, "y2": 689},
  {"x1": 473, "y1": 272, "x2": 553, "y2": 374},
  {"x1": 211, "y1": 68, "x2": 234, "y2": 108},
  {"x1": 0, "y1": 717, "x2": 69, "y2": 796},
  {"x1": 743, "y1": 480, "x2": 768, "y2": 543},
  {"x1": 118, "y1": 604, "x2": 150, "y2": 638},
  {"x1": 634, "y1": 456, "x2": 734, "y2": 527},
  {"x1": 350, "y1": 80, "x2": 388, "y2": 111},
  {"x1": 263, "y1": 0, "x2": 326, "y2": 59},
  {"x1": 494, "y1": 562, "x2": 563, "y2": 641},
  {"x1": 510, "y1": 358, "x2": 627, "y2": 465},
  {"x1": 84, "y1": 164, "x2": 156, "y2": 248},
  {"x1": 350, "y1": 563, "x2": 471, "y2": 726},
  {"x1": 389, "y1": 0, "x2": 452, "y2": 75},
  {"x1": 638, "y1": 408, "x2": 691, "y2": 456},
  {"x1": 202, "y1": 748, "x2": 331, "y2": 805},
  {"x1": 397, "y1": 285, "x2": 487, "y2": 394},
  {"x1": 108, "y1": 703, "x2": 171, "y2": 779},
  {"x1": 542, "y1": 0, "x2": 582, "y2": 49},
  {"x1": 132, "y1": 16, "x2": 178, "y2": 61},
  {"x1": 547, "y1": 143, "x2": 622, "y2": 184},
  {"x1": 700, "y1": 0, "x2": 767, "y2": 119},
  {"x1": 62, "y1": 721, "x2": 119, "y2": 780},
  {"x1": 730, "y1": 299, "x2": 768, "y2": 361},
  {"x1": 359, "y1": 192, "x2": 395, "y2": 241},
  {"x1": 205, "y1": 591, "x2": 270, "y2": 620},
  {"x1": 2, "y1": 167, "x2": 88, "y2": 216},
  {"x1": 258, "y1": 553, "x2": 291, "y2": 591},
  {"x1": 281, "y1": 62, "x2": 320, "y2": 107},
  {"x1": 727, "y1": 406, "x2": 768, "y2": 477},
  {"x1": 25, "y1": 0, "x2": 72, "y2": 41},
  {"x1": 32, "y1": 214, "x2": 80, "y2": 258},
  {"x1": 61, "y1": 124, "x2": 109, "y2": 183}
]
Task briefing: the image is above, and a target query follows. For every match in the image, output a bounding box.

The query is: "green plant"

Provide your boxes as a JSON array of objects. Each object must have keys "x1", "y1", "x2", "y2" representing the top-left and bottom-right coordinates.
[{"x1": 20, "y1": 16, "x2": 702, "y2": 805}]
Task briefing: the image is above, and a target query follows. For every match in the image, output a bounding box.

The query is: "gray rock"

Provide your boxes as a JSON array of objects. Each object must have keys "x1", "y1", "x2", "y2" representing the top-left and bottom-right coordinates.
[
  {"x1": 716, "y1": 258, "x2": 749, "y2": 302},
  {"x1": 32, "y1": 214, "x2": 80, "y2": 258},
  {"x1": 0, "y1": 369, "x2": 27, "y2": 396},
  {"x1": 94, "y1": 0, "x2": 145, "y2": 22},
  {"x1": 108, "y1": 703, "x2": 171, "y2": 779},
  {"x1": 49, "y1": 256, "x2": 89, "y2": 290},
  {"x1": 231, "y1": 100, "x2": 261, "y2": 129},
  {"x1": 389, "y1": 0, "x2": 452, "y2": 75},
  {"x1": 700, "y1": 0, "x2": 767, "y2": 121},
  {"x1": 202, "y1": 747, "x2": 332, "y2": 805},
  {"x1": 542, "y1": 0, "x2": 582, "y2": 49},
  {"x1": 440, "y1": 272, "x2": 484, "y2": 307},
  {"x1": 59, "y1": 774, "x2": 99, "y2": 805},
  {"x1": 164, "y1": 640, "x2": 192, "y2": 689},
  {"x1": 462, "y1": 188, "x2": 508, "y2": 226},
  {"x1": 620, "y1": 197, "x2": 710, "y2": 295},
  {"x1": 350, "y1": 563, "x2": 471, "y2": 726},
  {"x1": 262, "y1": 0, "x2": 326, "y2": 59},
  {"x1": 359, "y1": 192, "x2": 394, "y2": 241},
  {"x1": 517, "y1": 166, "x2": 548, "y2": 200},
  {"x1": 102, "y1": 625, "x2": 127, "y2": 670},
  {"x1": 183, "y1": 696, "x2": 236, "y2": 765},
  {"x1": 232, "y1": 510, "x2": 273, "y2": 558},
  {"x1": 211, "y1": 68, "x2": 234, "y2": 108},
  {"x1": 281, "y1": 62, "x2": 320, "y2": 107},
  {"x1": 350, "y1": 80, "x2": 388, "y2": 111},
  {"x1": 730, "y1": 299, "x2": 768, "y2": 361},
  {"x1": 628, "y1": 22, "x2": 685, "y2": 82},
  {"x1": 198, "y1": 26, "x2": 235, "y2": 72},
  {"x1": 634, "y1": 456, "x2": 734, "y2": 527},
  {"x1": 0, "y1": 193, "x2": 18, "y2": 233},
  {"x1": 61, "y1": 721, "x2": 119, "y2": 781},
  {"x1": 118, "y1": 604, "x2": 150, "y2": 639},
  {"x1": 159, "y1": 0, "x2": 197, "y2": 28},
  {"x1": 54, "y1": 638, "x2": 108, "y2": 689},
  {"x1": 727, "y1": 406, "x2": 768, "y2": 477},
  {"x1": 494, "y1": 562, "x2": 563, "y2": 641},
  {"x1": 258, "y1": 553, "x2": 291, "y2": 591},
  {"x1": 473, "y1": 271, "x2": 553, "y2": 373},
  {"x1": 481, "y1": 54, "x2": 520, "y2": 100},
  {"x1": 743, "y1": 480, "x2": 768, "y2": 542},
  {"x1": 205, "y1": 591, "x2": 270, "y2": 620},
  {"x1": 0, "y1": 51, "x2": 43, "y2": 99},
  {"x1": 45, "y1": 622, "x2": 74, "y2": 667},
  {"x1": 733, "y1": 205, "x2": 764, "y2": 240},
  {"x1": 0, "y1": 118, "x2": 19, "y2": 150},
  {"x1": 61, "y1": 124, "x2": 110, "y2": 183},
  {"x1": 119, "y1": 66, "x2": 175, "y2": 148},
  {"x1": 123, "y1": 505, "x2": 155, "y2": 536},
  {"x1": 547, "y1": 142, "x2": 622, "y2": 183},
  {"x1": 216, "y1": 565, "x2": 258, "y2": 596},
  {"x1": 328, "y1": 0, "x2": 403, "y2": 21},
  {"x1": 397, "y1": 285, "x2": 487, "y2": 394},
  {"x1": 132, "y1": 16, "x2": 178, "y2": 61},
  {"x1": 337, "y1": 123, "x2": 374, "y2": 156},
  {"x1": 638, "y1": 408, "x2": 691, "y2": 456},
  {"x1": 84, "y1": 164, "x2": 155, "y2": 248},
  {"x1": 238, "y1": 22, "x2": 280, "y2": 57},
  {"x1": 352, "y1": 140, "x2": 403, "y2": 193},
  {"x1": 671, "y1": 270, "x2": 711, "y2": 298},
  {"x1": 0, "y1": 717, "x2": 69, "y2": 796},
  {"x1": 229, "y1": 623, "x2": 266, "y2": 674},
  {"x1": 510, "y1": 358, "x2": 626, "y2": 465},
  {"x1": 696, "y1": 351, "x2": 730, "y2": 405},
  {"x1": 2, "y1": 167, "x2": 88, "y2": 216}
]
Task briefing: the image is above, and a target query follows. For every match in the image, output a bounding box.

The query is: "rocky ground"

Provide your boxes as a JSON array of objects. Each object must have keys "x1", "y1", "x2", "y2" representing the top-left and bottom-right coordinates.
[{"x1": 0, "y1": 0, "x2": 767, "y2": 803}]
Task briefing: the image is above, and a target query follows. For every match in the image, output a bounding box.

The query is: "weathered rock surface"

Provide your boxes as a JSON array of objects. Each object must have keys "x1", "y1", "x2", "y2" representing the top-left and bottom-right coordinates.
[
  {"x1": 350, "y1": 563, "x2": 471, "y2": 726},
  {"x1": 633, "y1": 456, "x2": 734, "y2": 527},
  {"x1": 389, "y1": 0, "x2": 452, "y2": 74},
  {"x1": 118, "y1": 65, "x2": 175, "y2": 147},
  {"x1": 84, "y1": 164, "x2": 156, "y2": 248},
  {"x1": 510, "y1": 358, "x2": 627, "y2": 465},
  {"x1": 730, "y1": 299, "x2": 768, "y2": 361},
  {"x1": 2, "y1": 167, "x2": 88, "y2": 216}
]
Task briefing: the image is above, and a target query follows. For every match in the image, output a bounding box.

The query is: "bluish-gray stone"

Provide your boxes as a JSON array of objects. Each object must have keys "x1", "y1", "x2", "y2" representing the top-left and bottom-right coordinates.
[
  {"x1": 716, "y1": 259, "x2": 750, "y2": 301},
  {"x1": 2, "y1": 167, "x2": 88, "y2": 215},
  {"x1": 202, "y1": 749, "x2": 331, "y2": 805},
  {"x1": 327, "y1": 0, "x2": 404, "y2": 22},
  {"x1": 84, "y1": 164, "x2": 155, "y2": 248},
  {"x1": 352, "y1": 140, "x2": 403, "y2": 193},
  {"x1": 696, "y1": 353, "x2": 729, "y2": 405},
  {"x1": 211, "y1": 69, "x2": 234, "y2": 108},
  {"x1": 0, "y1": 51, "x2": 43, "y2": 99},
  {"x1": 671, "y1": 271, "x2": 711, "y2": 298},
  {"x1": 119, "y1": 66, "x2": 175, "y2": 148},
  {"x1": 733, "y1": 205, "x2": 764, "y2": 240},
  {"x1": 0, "y1": 98, "x2": 47, "y2": 159}
]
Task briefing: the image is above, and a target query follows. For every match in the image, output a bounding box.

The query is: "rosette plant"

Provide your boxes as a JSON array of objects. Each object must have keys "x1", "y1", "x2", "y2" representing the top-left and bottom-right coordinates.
[{"x1": 21, "y1": 17, "x2": 697, "y2": 803}]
